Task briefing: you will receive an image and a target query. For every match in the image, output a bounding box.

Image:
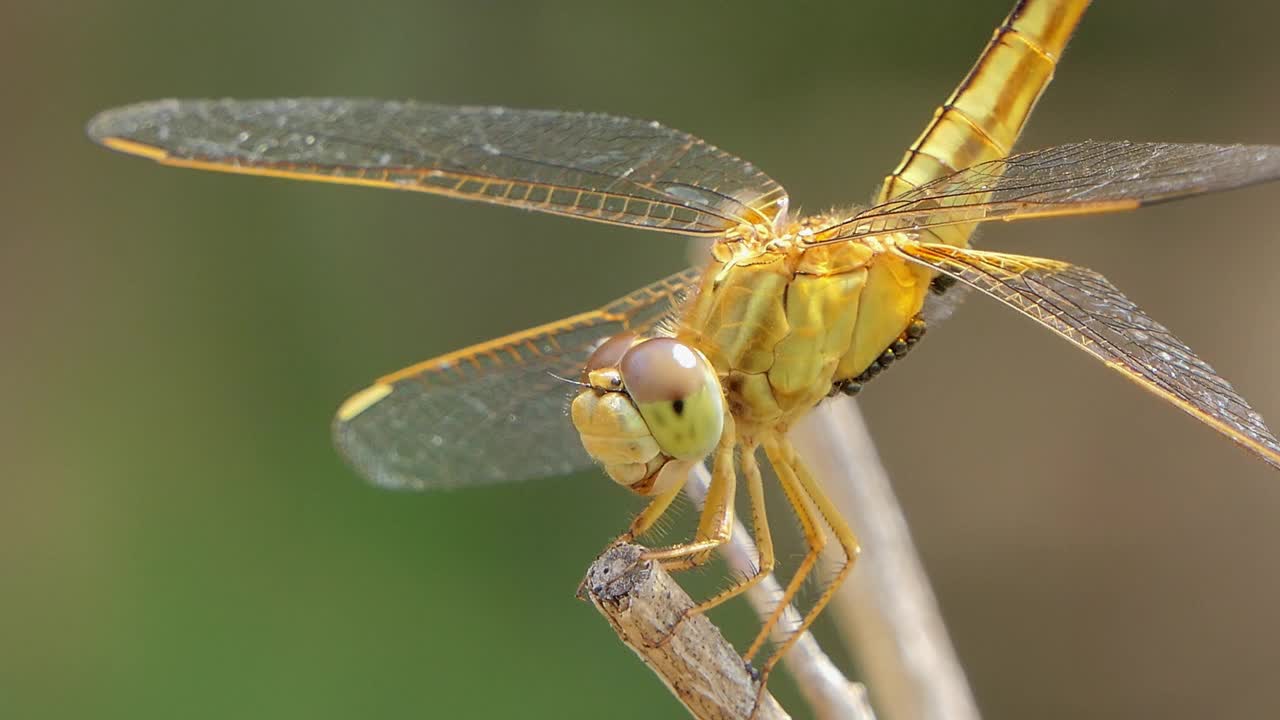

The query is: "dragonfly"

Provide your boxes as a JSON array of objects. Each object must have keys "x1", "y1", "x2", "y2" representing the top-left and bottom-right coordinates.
[{"x1": 88, "y1": 0, "x2": 1280, "y2": 708}]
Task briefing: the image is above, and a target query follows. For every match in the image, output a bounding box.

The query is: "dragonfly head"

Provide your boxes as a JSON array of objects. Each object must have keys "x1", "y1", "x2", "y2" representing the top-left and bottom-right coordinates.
[{"x1": 571, "y1": 334, "x2": 724, "y2": 496}]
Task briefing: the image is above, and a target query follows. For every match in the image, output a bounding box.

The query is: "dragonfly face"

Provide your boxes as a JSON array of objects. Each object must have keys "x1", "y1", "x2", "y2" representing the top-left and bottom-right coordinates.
[
  {"x1": 85, "y1": 0, "x2": 1280, "y2": 704},
  {"x1": 573, "y1": 335, "x2": 723, "y2": 495}
]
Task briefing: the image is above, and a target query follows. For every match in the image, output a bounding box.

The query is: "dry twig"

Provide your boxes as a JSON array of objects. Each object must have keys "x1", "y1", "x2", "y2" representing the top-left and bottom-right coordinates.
[
  {"x1": 580, "y1": 463, "x2": 878, "y2": 720},
  {"x1": 579, "y1": 543, "x2": 790, "y2": 720}
]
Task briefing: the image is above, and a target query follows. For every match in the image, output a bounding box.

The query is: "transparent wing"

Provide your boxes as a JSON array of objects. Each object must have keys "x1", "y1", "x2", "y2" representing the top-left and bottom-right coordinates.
[
  {"x1": 332, "y1": 267, "x2": 700, "y2": 491},
  {"x1": 895, "y1": 241, "x2": 1280, "y2": 470},
  {"x1": 87, "y1": 98, "x2": 788, "y2": 234},
  {"x1": 813, "y1": 142, "x2": 1280, "y2": 244}
]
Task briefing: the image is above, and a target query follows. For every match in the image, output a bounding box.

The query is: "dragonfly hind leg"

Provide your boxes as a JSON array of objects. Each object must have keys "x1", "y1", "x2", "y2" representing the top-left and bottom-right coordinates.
[
  {"x1": 747, "y1": 434, "x2": 829, "y2": 662},
  {"x1": 747, "y1": 434, "x2": 861, "y2": 705}
]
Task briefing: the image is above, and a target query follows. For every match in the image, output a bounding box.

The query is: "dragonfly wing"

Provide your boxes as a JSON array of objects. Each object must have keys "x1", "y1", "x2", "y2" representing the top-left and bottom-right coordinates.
[
  {"x1": 333, "y1": 267, "x2": 701, "y2": 490},
  {"x1": 895, "y1": 241, "x2": 1280, "y2": 470},
  {"x1": 88, "y1": 99, "x2": 788, "y2": 235},
  {"x1": 815, "y1": 142, "x2": 1280, "y2": 243}
]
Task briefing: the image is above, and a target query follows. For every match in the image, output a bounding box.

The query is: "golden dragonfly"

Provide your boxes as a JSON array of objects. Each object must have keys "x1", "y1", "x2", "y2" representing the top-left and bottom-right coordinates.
[{"x1": 89, "y1": 0, "x2": 1280, "y2": 703}]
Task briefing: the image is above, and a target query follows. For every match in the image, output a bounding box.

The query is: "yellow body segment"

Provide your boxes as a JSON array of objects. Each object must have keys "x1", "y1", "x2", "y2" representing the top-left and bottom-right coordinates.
[
  {"x1": 677, "y1": 231, "x2": 924, "y2": 437},
  {"x1": 684, "y1": 252, "x2": 792, "y2": 377},
  {"x1": 843, "y1": 249, "x2": 930, "y2": 377},
  {"x1": 770, "y1": 269, "x2": 864, "y2": 399},
  {"x1": 879, "y1": 0, "x2": 1090, "y2": 248}
]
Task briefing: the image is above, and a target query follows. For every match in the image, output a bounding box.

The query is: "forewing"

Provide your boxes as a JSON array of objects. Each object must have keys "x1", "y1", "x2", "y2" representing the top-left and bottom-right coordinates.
[
  {"x1": 895, "y1": 241, "x2": 1280, "y2": 470},
  {"x1": 814, "y1": 142, "x2": 1280, "y2": 243},
  {"x1": 88, "y1": 99, "x2": 788, "y2": 234},
  {"x1": 333, "y1": 267, "x2": 700, "y2": 490}
]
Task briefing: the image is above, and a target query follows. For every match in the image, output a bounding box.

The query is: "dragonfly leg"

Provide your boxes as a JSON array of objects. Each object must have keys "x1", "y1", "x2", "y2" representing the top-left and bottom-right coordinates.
[
  {"x1": 752, "y1": 435, "x2": 861, "y2": 705},
  {"x1": 651, "y1": 443, "x2": 777, "y2": 645},
  {"x1": 617, "y1": 479, "x2": 684, "y2": 543},
  {"x1": 688, "y1": 443, "x2": 775, "y2": 607},
  {"x1": 639, "y1": 416, "x2": 737, "y2": 565},
  {"x1": 634, "y1": 423, "x2": 738, "y2": 651},
  {"x1": 747, "y1": 434, "x2": 828, "y2": 662},
  {"x1": 640, "y1": 411, "x2": 738, "y2": 566}
]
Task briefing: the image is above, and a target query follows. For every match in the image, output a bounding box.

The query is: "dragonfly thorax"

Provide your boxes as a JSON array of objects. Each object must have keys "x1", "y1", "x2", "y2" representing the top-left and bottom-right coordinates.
[{"x1": 678, "y1": 227, "x2": 933, "y2": 437}]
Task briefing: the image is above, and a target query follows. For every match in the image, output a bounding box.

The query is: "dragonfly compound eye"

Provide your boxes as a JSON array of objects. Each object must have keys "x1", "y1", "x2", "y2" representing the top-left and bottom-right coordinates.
[
  {"x1": 583, "y1": 332, "x2": 638, "y2": 375},
  {"x1": 618, "y1": 338, "x2": 724, "y2": 462}
]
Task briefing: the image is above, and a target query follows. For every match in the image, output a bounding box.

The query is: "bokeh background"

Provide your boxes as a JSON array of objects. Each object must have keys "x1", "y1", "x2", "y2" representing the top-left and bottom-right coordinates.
[{"x1": 5, "y1": 1, "x2": 1280, "y2": 718}]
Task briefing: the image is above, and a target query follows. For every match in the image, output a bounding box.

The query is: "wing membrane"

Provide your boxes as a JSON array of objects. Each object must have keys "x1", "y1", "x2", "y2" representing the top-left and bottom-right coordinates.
[
  {"x1": 332, "y1": 267, "x2": 700, "y2": 490},
  {"x1": 894, "y1": 241, "x2": 1280, "y2": 470},
  {"x1": 815, "y1": 142, "x2": 1280, "y2": 244},
  {"x1": 88, "y1": 98, "x2": 788, "y2": 234}
]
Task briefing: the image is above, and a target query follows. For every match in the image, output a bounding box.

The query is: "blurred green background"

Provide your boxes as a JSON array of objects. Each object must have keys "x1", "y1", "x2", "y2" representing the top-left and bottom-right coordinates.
[{"x1": 5, "y1": 1, "x2": 1280, "y2": 718}]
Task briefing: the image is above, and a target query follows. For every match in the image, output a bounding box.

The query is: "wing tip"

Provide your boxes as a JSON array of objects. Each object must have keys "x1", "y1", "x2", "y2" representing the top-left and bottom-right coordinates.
[
  {"x1": 87, "y1": 100, "x2": 178, "y2": 138},
  {"x1": 335, "y1": 383, "x2": 393, "y2": 422},
  {"x1": 331, "y1": 383, "x2": 405, "y2": 489},
  {"x1": 330, "y1": 385, "x2": 430, "y2": 493}
]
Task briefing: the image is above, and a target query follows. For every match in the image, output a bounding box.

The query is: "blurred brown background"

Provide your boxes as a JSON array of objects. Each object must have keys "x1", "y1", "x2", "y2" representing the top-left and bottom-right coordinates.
[{"x1": 3, "y1": 1, "x2": 1279, "y2": 718}]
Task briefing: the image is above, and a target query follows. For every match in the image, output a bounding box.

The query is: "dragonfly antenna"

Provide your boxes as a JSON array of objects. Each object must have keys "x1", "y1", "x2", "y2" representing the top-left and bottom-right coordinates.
[{"x1": 547, "y1": 370, "x2": 590, "y2": 389}]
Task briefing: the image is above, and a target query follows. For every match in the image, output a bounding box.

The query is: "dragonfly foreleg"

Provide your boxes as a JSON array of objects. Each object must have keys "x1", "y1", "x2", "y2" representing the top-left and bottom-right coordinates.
[
  {"x1": 640, "y1": 411, "x2": 738, "y2": 567},
  {"x1": 679, "y1": 442, "x2": 777, "y2": 614},
  {"x1": 617, "y1": 480, "x2": 684, "y2": 543}
]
